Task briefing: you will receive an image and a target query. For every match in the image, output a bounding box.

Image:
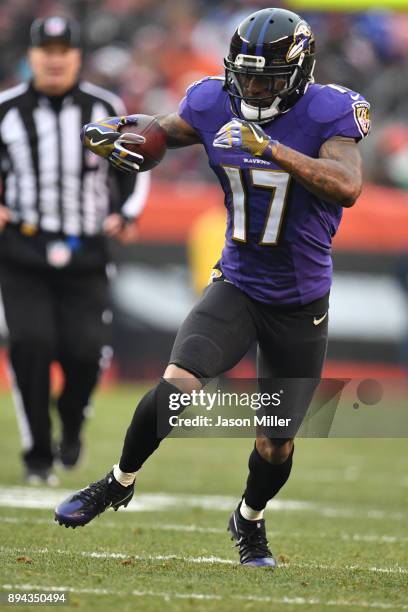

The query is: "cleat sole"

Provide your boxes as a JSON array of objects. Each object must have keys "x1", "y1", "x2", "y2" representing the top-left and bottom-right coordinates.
[
  {"x1": 112, "y1": 491, "x2": 133, "y2": 512},
  {"x1": 55, "y1": 514, "x2": 86, "y2": 529}
]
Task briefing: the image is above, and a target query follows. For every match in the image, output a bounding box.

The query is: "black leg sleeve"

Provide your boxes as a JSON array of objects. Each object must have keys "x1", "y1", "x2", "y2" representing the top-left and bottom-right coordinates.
[
  {"x1": 243, "y1": 444, "x2": 294, "y2": 511},
  {"x1": 119, "y1": 378, "x2": 182, "y2": 472}
]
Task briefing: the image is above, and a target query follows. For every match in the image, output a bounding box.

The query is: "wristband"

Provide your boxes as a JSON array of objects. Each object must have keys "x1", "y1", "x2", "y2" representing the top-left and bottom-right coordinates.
[{"x1": 262, "y1": 139, "x2": 279, "y2": 161}]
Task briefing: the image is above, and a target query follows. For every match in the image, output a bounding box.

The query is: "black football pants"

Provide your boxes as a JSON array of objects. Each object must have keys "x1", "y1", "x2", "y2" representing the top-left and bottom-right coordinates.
[
  {"x1": 169, "y1": 279, "x2": 329, "y2": 437},
  {"x1": 119, "y1": 279, "x2": 329, "y2": 473},
  {"x1": 0, "y1": 262, "x2": 110, "y2": 470},
  {"x1": 170, "y1": 279, "x2": 329, "y2": 380}
]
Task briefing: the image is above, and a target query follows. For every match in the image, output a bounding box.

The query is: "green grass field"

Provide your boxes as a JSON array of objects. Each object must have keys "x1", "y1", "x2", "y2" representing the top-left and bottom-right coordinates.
[{"x1": 0, "y1": 386, "x2": 407, "y2": 611}]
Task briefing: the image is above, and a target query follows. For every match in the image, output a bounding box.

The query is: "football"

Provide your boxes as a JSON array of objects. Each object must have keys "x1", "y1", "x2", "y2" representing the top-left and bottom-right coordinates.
[{"x1": 118, "y1": 114, "x2": 167, "y2": 172}]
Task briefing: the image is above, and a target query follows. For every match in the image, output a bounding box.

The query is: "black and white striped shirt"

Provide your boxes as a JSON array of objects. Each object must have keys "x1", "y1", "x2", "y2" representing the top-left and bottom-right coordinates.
[{"x1": 0, "y1": 80, "x2": 150, "y2": 236}]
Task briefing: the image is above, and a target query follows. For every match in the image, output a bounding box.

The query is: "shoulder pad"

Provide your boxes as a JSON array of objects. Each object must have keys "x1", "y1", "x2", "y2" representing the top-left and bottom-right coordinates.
[
  {"x1": 184, "y1": 76, "x2": 225, "y2": 112},
  {"x1": 302, "y1": 83, "x2": 371, "y2": 140},
  {"x1": 307, "y1": 83, "x2": 368, "y2": 123}
]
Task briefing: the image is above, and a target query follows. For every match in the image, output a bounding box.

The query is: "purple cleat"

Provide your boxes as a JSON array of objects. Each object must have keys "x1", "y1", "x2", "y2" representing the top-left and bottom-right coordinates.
[
  {"x1": 228, "y1": 503, "x2": 276, "y2": 568},
  {"x1": 54, "y1": 470, "x2": 134, "y2": 528}
]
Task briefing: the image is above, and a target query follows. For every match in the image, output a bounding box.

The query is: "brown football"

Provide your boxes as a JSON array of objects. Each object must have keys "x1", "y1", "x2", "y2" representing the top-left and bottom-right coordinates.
[{"x1": 118, "y1": 114, "x2": 167, "y2": 172}]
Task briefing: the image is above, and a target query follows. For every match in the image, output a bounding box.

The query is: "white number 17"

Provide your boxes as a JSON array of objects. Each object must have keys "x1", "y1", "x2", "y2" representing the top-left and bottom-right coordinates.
[{"x1": 222, "y1": 166, "x2": 291, "y2": 246}]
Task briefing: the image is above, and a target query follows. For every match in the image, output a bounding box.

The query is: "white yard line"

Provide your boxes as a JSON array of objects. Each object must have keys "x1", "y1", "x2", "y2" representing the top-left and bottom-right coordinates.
[
  {"x1": 0, "y1": 486, "x2": 405, "y2": 521},
  {"x1": 281, "y1": 562, "x2": 408, "y2": 575},
  {"x1": 0, "y1": 487, "x2": 312, "y2": 513},
  {"x1": 1, "y1": 515, "x2": 407, "y2": 544},
  {"x1": 0, "y1": 516, "x2": 225, "y2": 533},
  {"x1": 341, "y1": 533, "x2": 408, "y2": 544},
  {"x1": 1, "y1": 546, "x2": 407, "y2": 575},
  {"x1": 1, "y1": 583, "x2": 407, "y2": 609},
  {"x1": 2, "y1": 547, "x2": 236, "y2": 564}
]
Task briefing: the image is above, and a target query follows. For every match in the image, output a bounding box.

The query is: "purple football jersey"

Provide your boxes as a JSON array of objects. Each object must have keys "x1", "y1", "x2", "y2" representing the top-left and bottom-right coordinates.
[{"x1": 179, "y1": 78, "x2": 370, "y2": 306}]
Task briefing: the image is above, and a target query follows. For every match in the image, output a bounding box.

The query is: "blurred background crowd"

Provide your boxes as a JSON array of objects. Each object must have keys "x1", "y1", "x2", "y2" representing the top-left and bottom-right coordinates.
[
  {"x1": 0, "y1": 0, "x2": 407, "y2": 381},
  {"x1": 1, "y1": 0, "x2": 408, "y2": 186}
]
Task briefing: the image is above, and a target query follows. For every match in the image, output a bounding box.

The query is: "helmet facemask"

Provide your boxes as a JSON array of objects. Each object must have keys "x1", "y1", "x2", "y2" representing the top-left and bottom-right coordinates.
[
  {"x1": 224, "y1": 53, "x2": 313, "y2": 123},
  {"x1": 223, "y1": 10, "x2": 315, "y2": 124}
]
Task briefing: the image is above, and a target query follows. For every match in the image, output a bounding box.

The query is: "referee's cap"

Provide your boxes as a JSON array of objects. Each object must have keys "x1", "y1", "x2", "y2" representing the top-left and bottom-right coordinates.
[{"x1": 30, "y1": 16, "x2": 81, "y2": 48}]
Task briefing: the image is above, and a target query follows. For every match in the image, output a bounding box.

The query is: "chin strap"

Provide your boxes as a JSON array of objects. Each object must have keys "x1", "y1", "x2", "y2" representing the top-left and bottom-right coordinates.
[{"x1": 240, "y1": 97, "x2": 282, "y2": 123}]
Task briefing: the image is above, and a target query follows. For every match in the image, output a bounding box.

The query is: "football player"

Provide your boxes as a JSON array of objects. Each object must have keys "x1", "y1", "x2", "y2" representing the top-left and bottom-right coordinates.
[{"x1": 55, "y1": 8, "x2": 370, "y2": 567}]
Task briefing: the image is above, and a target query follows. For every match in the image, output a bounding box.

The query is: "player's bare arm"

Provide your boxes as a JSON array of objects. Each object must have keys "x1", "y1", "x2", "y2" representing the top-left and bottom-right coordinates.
[
  {"x1": 271, "y1": 136, "x2": 362, "y2": 208},
  {"x1": 156, "y1": 113, "x2": 201, "y2": 148}
]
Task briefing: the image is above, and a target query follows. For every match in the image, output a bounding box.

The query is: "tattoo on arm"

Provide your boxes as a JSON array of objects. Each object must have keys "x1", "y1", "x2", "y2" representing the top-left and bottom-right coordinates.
[
  {"x1": 156, "y1": 113, "x2": 201, "y2": 148},
  {"x1": 319, "y1": 137, "x2": 361, "y2": 167},
  {"x1": 272, "y1": 136, "x2": 363, "y2": 208}
]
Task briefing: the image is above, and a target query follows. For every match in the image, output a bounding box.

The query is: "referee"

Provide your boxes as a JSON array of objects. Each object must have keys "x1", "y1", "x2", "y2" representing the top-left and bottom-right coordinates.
[{"x1": 0, "y1": 16, "x2": 150, "y2": 484}]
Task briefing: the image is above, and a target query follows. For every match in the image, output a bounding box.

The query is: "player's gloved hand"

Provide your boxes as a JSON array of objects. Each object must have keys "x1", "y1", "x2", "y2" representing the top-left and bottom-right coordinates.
[
  {"x1": 213, "y1": 119, "x2": 278, "y2": 159},
  {"x1": 81, "y1": 115, "x2": 145, "y2": 173}
]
